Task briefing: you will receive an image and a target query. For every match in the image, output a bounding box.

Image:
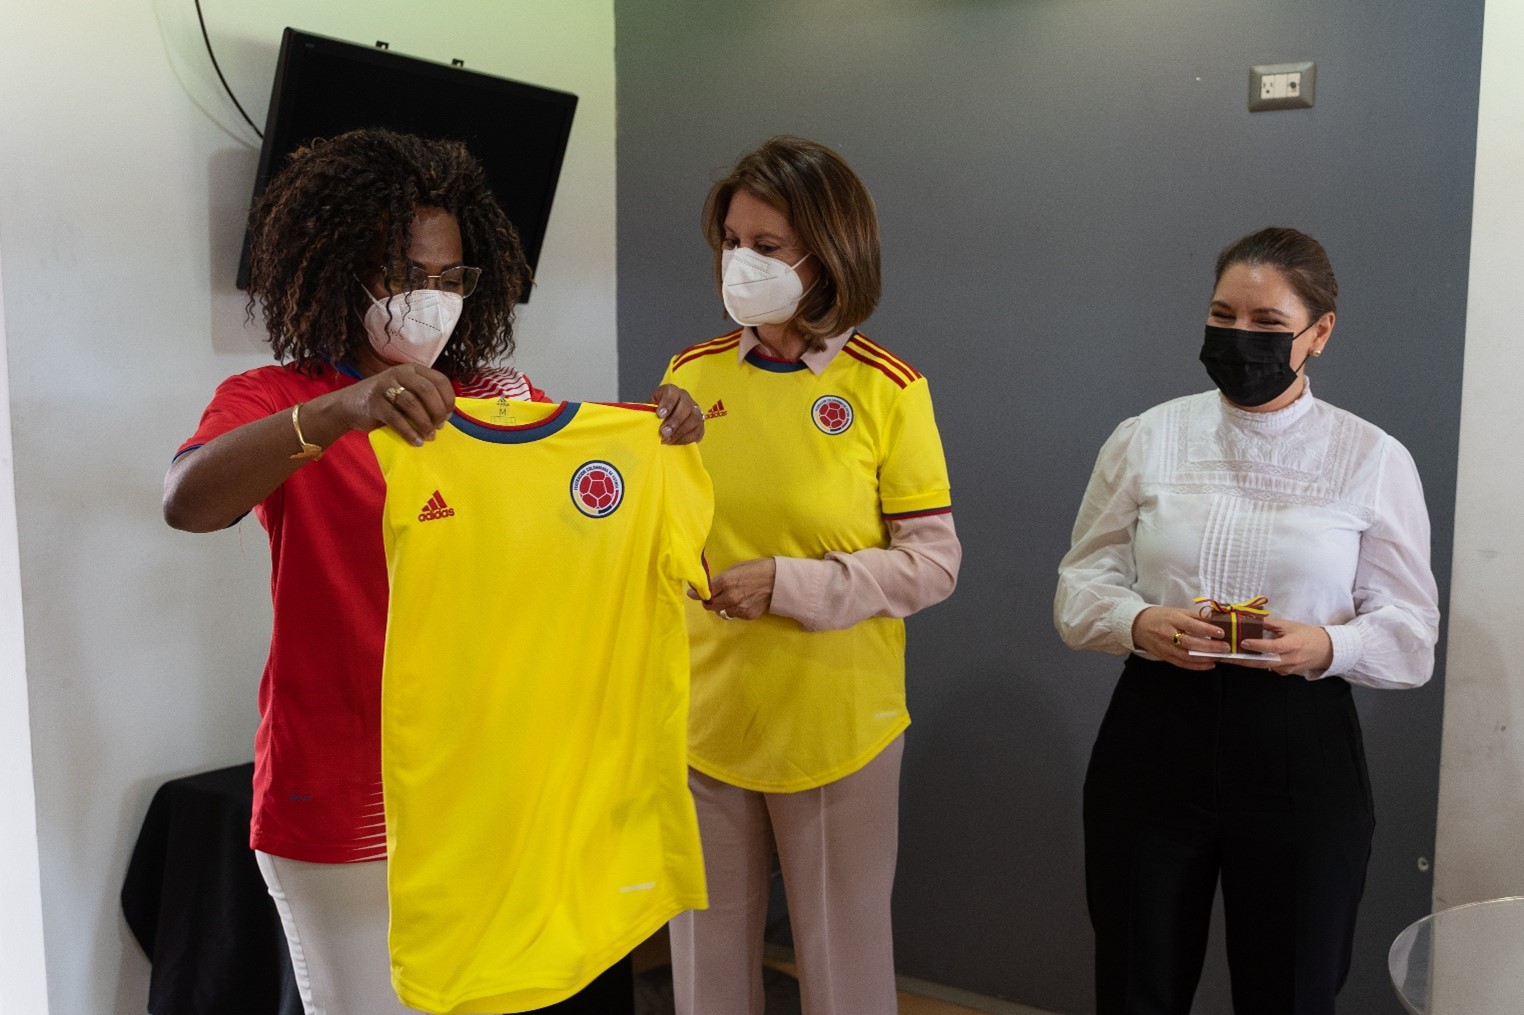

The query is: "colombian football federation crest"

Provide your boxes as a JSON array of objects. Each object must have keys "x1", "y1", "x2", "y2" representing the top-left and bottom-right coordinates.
[
  {"x1": 811, "y1": 395, "x2": 854, "y2": 435},
  {"x1": 571, "y1": 461, "x2": 624, "y2": 518}
]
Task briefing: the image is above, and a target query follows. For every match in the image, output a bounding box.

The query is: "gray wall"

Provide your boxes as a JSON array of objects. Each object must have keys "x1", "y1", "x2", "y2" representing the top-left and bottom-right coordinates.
[{"x1": 614, "y1": 2, "x2": 1481, "y2": 1011}]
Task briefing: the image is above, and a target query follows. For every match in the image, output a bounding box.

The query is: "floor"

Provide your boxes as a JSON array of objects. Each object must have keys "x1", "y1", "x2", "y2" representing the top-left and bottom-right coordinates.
[
  {"x1": 777, "y1": 960, "x2": 1013, "y2": 1014},
  {"x1": 899, "y1": 995, "x2": 990, "y2": 1015},
  {"x1": 631, "y1": 928, "x2": 1056, "y2": 1015}
]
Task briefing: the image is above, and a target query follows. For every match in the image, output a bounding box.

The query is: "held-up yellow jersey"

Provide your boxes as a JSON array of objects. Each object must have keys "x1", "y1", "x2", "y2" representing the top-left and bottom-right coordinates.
[
  {"x1": 663, "y1": 331, "x2": 952, "y2": 792},
  {"x1": 370, "y1": 398, "x2": 713, "y2": 1015}
]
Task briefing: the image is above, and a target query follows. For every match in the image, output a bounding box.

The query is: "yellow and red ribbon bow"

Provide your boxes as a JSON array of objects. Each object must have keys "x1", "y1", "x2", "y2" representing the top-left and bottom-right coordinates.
[
  {"x1": 1192, "y1": 596, "x2": 1269, "y2": 617},
  {"x1": 1193, "y1": 596, "x2": 1270, "y2": 652}
]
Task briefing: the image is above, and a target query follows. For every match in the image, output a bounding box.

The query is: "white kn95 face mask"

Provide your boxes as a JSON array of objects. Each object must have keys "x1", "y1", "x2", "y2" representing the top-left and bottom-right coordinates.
[
  {"x1": 721, "y1": 247, "x2": 814, "y2": 326},
  {"x1": 359, "y1": 285, "x2": 463, "y2": 368}
]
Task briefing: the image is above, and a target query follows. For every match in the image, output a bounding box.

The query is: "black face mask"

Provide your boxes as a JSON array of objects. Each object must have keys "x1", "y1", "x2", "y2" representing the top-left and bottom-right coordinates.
[{"x1": 1198, "y1": 323, "x2": 1314, "y2": 407}]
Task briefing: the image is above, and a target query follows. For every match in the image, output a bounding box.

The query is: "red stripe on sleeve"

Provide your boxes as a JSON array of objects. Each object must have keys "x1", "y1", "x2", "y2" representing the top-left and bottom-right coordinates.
[
  {"x1": 853, "y1": 334, "x2": 923, "y2": 380},
  {"x1": 842, "y1": 345, "x2": 909, "y2": 388},
  {"x1": 673, "y1": 338, "x2": 741, "y2": 370}
]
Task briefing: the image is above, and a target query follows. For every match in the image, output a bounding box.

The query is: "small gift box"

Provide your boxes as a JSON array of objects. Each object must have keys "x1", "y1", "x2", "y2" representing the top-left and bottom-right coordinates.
[{"x1": 1193, "y1": 596, "x2": 1270, "y2": 654}]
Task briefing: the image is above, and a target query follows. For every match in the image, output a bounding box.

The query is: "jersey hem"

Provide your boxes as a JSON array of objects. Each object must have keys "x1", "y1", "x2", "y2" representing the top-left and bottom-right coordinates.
[
  {"x1": 250, "y1": 834, "x2": 387, "y2": 865},
  {"x1": 688, "y1": 717, "x2": 910, "y2": 793},
  {"x1": 392, "y1": 891, "x2": 708, "y2": 1014},
  {"x1": 883, "y1": 505, "x2": 953, "y2": 521}
]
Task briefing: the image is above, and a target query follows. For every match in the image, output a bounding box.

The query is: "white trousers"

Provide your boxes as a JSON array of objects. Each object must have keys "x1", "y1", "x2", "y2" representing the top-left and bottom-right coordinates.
[
  {"x1": 669, "y1": 734, "x2": 904, "y2": 1015},
  {"x1": 255, "y1": 851, "x2": 424, "y2": 1015}
]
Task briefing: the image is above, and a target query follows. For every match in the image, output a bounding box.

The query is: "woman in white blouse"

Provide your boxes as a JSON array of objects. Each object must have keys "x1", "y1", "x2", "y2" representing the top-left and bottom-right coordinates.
[{"x1": 1055, "y1": 227, "x2": 1439, "y2": 1015}]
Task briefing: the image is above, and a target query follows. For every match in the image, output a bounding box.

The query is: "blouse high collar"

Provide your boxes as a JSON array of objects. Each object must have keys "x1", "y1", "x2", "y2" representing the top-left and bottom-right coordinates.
[{"x1": 1218, "y1": 380, "x2": 1317, "y2": 434}]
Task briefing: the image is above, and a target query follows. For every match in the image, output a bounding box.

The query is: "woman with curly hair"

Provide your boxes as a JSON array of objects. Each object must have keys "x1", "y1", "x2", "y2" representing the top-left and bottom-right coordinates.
[{"x1": 163, "y1": 128, "x2": 701, "y2": 1014}]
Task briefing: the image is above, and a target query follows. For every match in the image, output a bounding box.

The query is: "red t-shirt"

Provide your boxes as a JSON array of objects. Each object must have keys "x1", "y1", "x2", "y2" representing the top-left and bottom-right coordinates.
[{"x1": 178, "y1": 361, "x2": 547, "y2": 862}]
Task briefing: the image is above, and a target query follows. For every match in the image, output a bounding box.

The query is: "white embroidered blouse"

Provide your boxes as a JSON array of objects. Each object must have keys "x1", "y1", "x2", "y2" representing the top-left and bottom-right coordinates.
[{"x1": 1054, "y1": 386, "x2": 1440, "y2": 689}]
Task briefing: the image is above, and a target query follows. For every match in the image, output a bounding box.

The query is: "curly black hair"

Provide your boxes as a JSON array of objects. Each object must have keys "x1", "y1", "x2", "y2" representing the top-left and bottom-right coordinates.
[{"x1": 245, "y1": 128, "x2": 529, "y2": 379}]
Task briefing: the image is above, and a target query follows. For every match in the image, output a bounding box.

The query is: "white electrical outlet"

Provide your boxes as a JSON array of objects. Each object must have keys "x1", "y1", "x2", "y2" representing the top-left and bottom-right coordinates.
[{"x1": 1249, "y1": 61, "x2": 1315, "y2": 111}]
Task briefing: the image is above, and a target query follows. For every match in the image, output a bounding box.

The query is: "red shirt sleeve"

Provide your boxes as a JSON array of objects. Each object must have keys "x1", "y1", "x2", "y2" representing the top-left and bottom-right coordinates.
[{"x1": 176, "y1": 368, "x2": 287, "y2": 459}]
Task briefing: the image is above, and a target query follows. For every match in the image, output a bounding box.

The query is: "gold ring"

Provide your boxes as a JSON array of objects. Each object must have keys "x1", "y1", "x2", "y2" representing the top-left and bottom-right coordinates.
[
  {"x1": 385, "y1": 385, "x2": 407, "y2": 402},
  {"x1": 1172, "y1": 631, "x2": 1184, "y2": 647}
]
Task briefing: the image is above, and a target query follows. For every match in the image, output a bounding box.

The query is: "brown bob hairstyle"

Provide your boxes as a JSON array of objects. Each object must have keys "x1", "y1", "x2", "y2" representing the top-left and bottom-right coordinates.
[
  {"x1": 1215, "y1": 226, "x2": 1338, "y2": 322},
  {"x1": 702, "y1": 136, "x2": 881, "y2": 346}
]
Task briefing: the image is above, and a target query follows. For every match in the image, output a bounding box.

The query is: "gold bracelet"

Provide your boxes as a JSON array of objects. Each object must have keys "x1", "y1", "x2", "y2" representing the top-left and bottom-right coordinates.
[{"x1": 288, "y1": 403, "x2": 324, "y2": 462}]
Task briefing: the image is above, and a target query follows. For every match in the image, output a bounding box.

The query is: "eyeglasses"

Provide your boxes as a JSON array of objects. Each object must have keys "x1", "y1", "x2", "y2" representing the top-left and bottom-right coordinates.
[{"x1": 377, "y1": 264, "x2": 482, "y2": 298}]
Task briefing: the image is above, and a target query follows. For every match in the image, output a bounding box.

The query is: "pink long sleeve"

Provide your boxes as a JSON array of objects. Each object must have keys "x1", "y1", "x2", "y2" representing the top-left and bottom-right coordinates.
[{"x1": 769, "y1": 513, "x2": 961, "y2": 632}]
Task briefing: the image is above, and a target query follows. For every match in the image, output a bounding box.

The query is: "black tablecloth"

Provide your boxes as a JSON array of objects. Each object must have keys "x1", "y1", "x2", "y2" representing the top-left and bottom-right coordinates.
[{"x1": 121, "y1": 762, "x2": 301, "y2": 1015}]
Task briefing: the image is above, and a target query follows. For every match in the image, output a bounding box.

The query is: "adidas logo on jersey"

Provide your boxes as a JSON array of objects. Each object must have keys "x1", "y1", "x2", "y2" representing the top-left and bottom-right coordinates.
[
  {"x1": 704, "y1": 399, "x2": 728, "y2": 420},
  {"x1": 418, "y1": 490, "x2": 455, "y2": 522}
]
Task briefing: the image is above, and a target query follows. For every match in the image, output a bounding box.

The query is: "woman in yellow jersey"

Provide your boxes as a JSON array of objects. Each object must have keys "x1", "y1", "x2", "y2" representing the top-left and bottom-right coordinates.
[
  {"x1": 163, "y1": 128, "x2": 703, "y2": 1015},
  {"x1": 663, "y1": 136, "x2": 962, "y2": 1014}
]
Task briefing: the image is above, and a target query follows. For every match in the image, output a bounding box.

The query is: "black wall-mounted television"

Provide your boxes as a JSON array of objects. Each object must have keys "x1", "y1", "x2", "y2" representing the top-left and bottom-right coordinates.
[{"x1": 237, "y1": 28, "x2": 578, "y2": 302}]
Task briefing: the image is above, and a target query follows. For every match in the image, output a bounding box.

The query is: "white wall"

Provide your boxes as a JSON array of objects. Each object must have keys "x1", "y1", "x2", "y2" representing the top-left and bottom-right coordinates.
[
  {"x1": 1434, "y1": 0, "x2": 1524, "y2": 910},
  {"x1": 0, "y1": 2, "x2": 616, "y2": 1011},
  {"x1": 0, "y1": 253, "x2": 50, "y2": 1012}
]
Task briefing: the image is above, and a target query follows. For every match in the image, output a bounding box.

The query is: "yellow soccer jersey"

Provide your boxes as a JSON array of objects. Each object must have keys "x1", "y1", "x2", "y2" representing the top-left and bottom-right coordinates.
[
  {"x1": 663, "y1": 330, "x2": 952, "y2": 792},
  {"x1": 370, "y1": 398, "x2": 713, "y2": 1015}
]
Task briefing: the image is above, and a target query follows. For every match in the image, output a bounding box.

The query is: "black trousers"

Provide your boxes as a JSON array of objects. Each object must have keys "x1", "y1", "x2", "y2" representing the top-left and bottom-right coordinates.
[{"x1": 1083, "y1": 656, "x2": 1374, "y2": 1015}]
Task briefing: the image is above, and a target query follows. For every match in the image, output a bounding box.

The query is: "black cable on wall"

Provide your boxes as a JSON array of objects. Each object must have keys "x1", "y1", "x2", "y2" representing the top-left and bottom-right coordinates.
[{"x1": 194, "y1": 0, "x2": 263, "y2": 139}]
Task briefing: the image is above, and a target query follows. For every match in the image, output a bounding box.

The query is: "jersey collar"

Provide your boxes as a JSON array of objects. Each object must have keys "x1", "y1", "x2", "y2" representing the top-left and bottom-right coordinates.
[
  {"x1": 737, "y1": 327, "x2": 856, "y2": 375},
  {"x1": 449, "y1": 402, "x2": 581, "y2": 443}
]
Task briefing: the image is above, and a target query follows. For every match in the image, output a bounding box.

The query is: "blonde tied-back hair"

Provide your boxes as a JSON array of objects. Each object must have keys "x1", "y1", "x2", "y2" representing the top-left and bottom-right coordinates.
[{"x1": 702, "y1": 136, "x2": 881, "y2": 347}]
